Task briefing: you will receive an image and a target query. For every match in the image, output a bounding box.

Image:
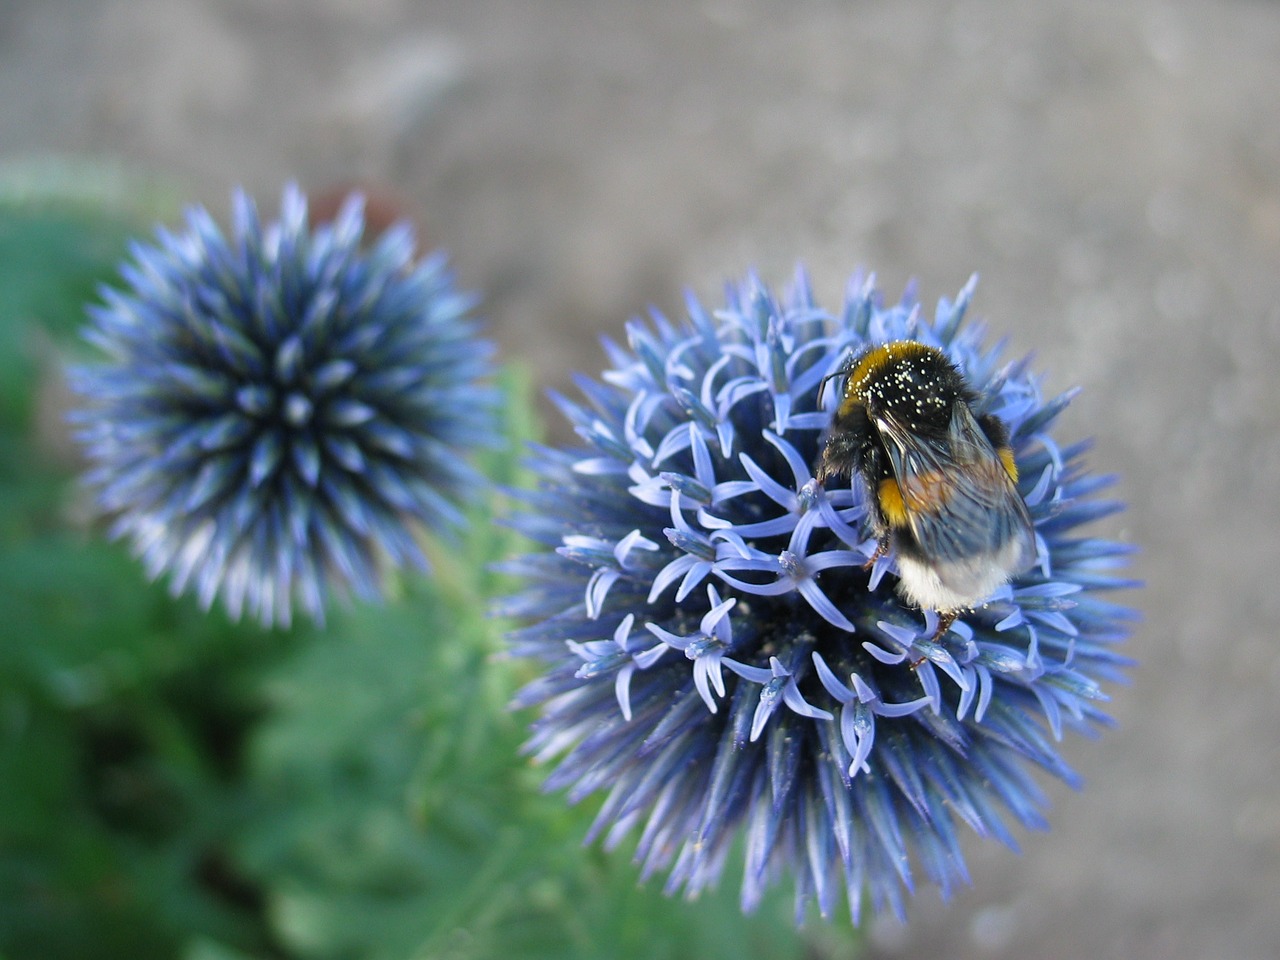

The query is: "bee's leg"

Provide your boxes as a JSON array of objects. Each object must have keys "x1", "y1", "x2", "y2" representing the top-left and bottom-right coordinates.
[
  {"x1": 862, "y1": 533, "x2": 891, "y2": 570},
  {"x1": 909, "y1": 610, "x2": 958, "y2": 669},
  {"x1": 930, "y1": 609, "x2": 958, "y2": 641}
]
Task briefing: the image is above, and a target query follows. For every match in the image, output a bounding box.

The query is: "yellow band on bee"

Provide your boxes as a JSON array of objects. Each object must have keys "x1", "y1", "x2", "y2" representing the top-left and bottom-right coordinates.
[
  {"x1": 878, "y1": 471, "x2": 955, "y2": 526},
  {"x1": 998, "y1": 446, "x2": 1018, "y2": 482},
  {"x1": 877, "y1": 478, "x2": 909, "y2": 527}
]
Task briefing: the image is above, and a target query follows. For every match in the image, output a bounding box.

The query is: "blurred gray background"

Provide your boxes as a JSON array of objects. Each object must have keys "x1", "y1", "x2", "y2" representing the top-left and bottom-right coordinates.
[{"x1": 4, "y1": 1, "x2": 1279, "y2": 958}]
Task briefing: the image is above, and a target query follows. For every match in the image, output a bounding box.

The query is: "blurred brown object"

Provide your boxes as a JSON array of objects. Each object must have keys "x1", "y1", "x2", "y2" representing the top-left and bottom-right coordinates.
[{"x1": 308, "y1": 181, "x2": 424, "y2": 258}]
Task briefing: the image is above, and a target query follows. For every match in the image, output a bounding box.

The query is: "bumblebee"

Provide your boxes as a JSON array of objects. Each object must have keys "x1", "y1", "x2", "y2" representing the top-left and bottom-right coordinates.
[{"x1": 814, "y1": 341, "x2": 1036, "y2": 637}]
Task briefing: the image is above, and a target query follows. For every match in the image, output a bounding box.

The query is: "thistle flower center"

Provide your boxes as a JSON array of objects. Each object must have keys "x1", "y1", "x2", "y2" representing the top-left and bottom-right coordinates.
[{"x1": 283, "y1": 391, "x2": 314, "y2": 427}]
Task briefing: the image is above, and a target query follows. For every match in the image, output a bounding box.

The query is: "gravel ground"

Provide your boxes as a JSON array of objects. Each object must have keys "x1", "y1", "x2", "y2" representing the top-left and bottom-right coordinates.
[{"x1": 4, "y1": 1, "x2": 1280, "y2": 958}]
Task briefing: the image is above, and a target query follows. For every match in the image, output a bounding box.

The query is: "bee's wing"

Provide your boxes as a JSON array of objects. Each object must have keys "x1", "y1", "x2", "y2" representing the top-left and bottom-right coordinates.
[{"x1": 876, "y1": 404, "x2": 1036, "y2": 569}]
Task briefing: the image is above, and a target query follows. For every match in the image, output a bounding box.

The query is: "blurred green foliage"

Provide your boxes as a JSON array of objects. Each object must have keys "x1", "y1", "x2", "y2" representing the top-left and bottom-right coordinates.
[
  {"x1": 0, "y1": 186, "x2": 860, "y2": 959},
  {"x1": 0, "y1": 197, "x2": 295, "y2": 959}
]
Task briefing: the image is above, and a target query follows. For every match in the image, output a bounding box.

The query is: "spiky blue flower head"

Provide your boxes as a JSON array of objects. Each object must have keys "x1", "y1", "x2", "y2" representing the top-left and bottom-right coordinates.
[
  {"x1": 70, "y1": 184, "x2": 497, "y2": 628},
  {"x1": 500, "y1": 268, "x2": 1136, "y2": 923}
]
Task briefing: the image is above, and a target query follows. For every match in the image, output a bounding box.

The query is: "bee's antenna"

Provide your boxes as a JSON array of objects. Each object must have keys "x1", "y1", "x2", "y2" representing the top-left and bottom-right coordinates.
[
  {"x1": 816, "y1": 370, "x2": 843, "y2": 408},
  {"x1": 816, "y1": 351, "x2": 853, "y2": 408}
]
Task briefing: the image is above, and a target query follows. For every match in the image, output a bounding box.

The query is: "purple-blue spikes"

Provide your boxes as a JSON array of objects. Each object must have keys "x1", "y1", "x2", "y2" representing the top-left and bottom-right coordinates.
[
  {"x1": 502, "y1": 267, "x2": 1136, "y2": 923},
  {"x1": 71, "y1": 185, "x2": 497, "y2": 627}
]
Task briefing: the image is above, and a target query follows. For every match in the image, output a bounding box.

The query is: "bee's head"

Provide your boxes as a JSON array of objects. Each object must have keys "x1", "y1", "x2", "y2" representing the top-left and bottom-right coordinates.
[{"x1": 847, "y1": 341, "x2": 966, "y2": 435}]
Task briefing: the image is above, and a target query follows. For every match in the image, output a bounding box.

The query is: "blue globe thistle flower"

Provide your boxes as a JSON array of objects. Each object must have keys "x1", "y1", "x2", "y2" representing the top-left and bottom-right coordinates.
[
  {"x1": 499, "y1": 268, "x2": 1136, "y2": 923},
  {"x1": 71, "y1": 185, "x2": 497, "y2": 627}
]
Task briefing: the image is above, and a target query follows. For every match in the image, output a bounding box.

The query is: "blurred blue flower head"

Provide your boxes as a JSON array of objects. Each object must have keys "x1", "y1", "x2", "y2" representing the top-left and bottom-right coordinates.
[
  {"x1": 71, "y1": 185, "x2": 497, "y2": 627},
  {"x1": 500, "y1": 269, "x2": 1136, "y2": 922}
]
